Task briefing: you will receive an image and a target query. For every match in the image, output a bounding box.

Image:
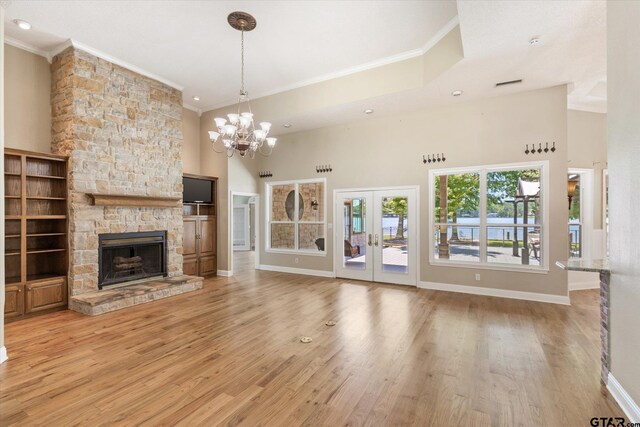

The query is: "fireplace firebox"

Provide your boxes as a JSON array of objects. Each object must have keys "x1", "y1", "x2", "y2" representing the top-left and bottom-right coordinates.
[{"x1": 98, "y1": 231, "x2": 167, "y2": 289}]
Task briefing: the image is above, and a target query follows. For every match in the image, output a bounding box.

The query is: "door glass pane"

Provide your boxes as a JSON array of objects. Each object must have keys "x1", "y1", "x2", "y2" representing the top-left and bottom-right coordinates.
[
  {"x1": 343, "y1": 198, "x2": 366, "y2": 270},
  {"x1": 568, "y1": 173, "x2": 581, "y2": 258},
  {"x1": 381, "y1": 197, "x2": 408, "y2": 273}
]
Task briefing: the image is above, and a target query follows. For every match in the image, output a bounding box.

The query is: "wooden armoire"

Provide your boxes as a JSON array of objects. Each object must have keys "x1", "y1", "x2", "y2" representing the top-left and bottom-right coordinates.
[{"x1": 182, "y1": 174, "x2": 217, "y2": 277}]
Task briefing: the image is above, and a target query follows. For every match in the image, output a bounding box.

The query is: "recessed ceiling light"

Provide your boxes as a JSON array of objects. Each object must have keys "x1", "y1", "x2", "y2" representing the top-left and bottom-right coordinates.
[
  {"x1": 13, "y1": 19, "x2": 32, "y2": 30},
  {"x1": 364, "y1": 109, "x2": 374, "y2": 114},
  {"x1": 283, "y1": 123, "x2": 292, "y2": 128},
  {"x1": 192, "y1": 96, "x2": 200, "y2": 101},
  {"x1": 451, "y1": 90, "x2": 463, "y2": 97},
  {"x1": 529, "y1": 37, "x2": 540, "y2": 46}
]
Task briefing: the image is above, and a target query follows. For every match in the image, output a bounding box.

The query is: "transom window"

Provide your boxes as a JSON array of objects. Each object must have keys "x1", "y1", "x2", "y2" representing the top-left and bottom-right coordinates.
[
  {"x1": 266, "y1": 178, "x2": 326, "y2": 255},
  {"x1": 429, "y1": 161, "x2": 548, "y2": 271}
]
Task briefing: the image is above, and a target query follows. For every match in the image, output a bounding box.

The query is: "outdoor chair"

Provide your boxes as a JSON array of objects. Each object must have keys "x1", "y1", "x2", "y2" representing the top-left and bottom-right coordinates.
[
  {"x1": 344, "y1": 240, "x2": 360, "y2": 258},
  {"x1": 528, "y1": 233, "x2": 541, "y2": 260}
]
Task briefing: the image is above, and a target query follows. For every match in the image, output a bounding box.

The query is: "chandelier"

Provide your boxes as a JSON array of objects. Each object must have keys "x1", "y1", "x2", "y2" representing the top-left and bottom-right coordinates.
[{"x1": 208, "y1": 12, "x2": 276, "y2": 158}]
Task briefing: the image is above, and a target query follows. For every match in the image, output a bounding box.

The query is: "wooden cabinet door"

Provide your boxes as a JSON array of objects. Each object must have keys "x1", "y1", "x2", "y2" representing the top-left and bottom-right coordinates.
[
  {"x1": 4, "y1": 284, "x2": 25, "y2": 319},
  {"x1": 199, "y1": 255, "x2": 217, "y2": 277},
  {"x1": 199, "y1": 218, "x2": 216, "y2": 256},
  {"x1": 26, "y1": 278, "x2": 67, "y2": 314},
  {"x1": 183, "y1": 218, "x2": 198, "y2": 257},
  {"x1": 183, "y1": 256, "x2": 198, "y2": 276}
]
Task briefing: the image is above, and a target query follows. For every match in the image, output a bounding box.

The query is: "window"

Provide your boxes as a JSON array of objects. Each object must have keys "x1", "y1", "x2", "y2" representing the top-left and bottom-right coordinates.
[
  {"x1": 266, "y1": 179, "x2": 326, "y2": 254},
  {"x1": 430, "y1": 162, "x2": 548, "y2": 270}
]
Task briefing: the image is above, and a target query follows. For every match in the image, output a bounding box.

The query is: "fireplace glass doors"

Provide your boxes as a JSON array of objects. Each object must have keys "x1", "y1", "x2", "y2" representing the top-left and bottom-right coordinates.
[{"x1": 98, "y1": 231, "x2": 167, "y2": 289}]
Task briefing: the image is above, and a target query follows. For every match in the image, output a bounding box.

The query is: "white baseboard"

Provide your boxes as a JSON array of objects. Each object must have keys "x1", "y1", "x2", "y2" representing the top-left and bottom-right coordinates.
[
  {"x1": 258, "y1": 264, "x2": 334, "y2": 278},
  {"x1": 608, "y1": 373, "x2": 640, "y2": 423},
  {"x1": 569, "y1": 281, "x2": 600, "y2": 291},
  {"x1": 216, "y1": 270, "x2": 232, "y2": 277},
  {"x1": 418, "y1": 281, "x2": 571, "y2": 305},
  {"x1": 0, "y1": 346, "x2": 7, "y2": 364}
]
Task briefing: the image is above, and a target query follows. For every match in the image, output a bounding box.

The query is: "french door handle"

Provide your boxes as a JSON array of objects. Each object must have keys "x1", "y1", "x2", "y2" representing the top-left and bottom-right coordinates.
[
  {"x1": 374, "y1": 234, "x2": 379, "y2": 246},
  {"x1": 367, "y1": 234, "x2": 372, "y2": 246}
]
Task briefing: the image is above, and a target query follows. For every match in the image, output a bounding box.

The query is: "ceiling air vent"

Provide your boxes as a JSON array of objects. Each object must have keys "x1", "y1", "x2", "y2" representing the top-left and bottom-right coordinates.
[{"x1": 496, "y1": 79, "x2": 523, "y2": 87}]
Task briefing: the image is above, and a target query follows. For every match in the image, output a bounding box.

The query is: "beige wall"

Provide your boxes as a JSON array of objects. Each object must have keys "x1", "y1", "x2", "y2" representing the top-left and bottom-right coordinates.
[
  {"x1": 199, "y1": 110, "x2": 229, "y2": 271},
  {"x1": 257, "y1": 86, "x2": 569, "y2": 296},
  {"x1": 223, "y1": 26, "x2": 463, "y2": 134},
  {"x1": 4, "y1": 44, "x2": 50, "y2": 153},
  {"x1": 607, "y1": 0, "x2": 640, "y2": 409},
  {"x1": 567, "y1": 110, "x2": 607, "y2": 226},
  {"x1": 182, "y1": 108, "x2": 201, "y2": 174}
]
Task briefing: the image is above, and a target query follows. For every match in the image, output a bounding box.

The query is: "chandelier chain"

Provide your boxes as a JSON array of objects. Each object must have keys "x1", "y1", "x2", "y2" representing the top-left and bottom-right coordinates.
[{"x1": 240, "y1": 29, "x2": 245, "y2": 95}]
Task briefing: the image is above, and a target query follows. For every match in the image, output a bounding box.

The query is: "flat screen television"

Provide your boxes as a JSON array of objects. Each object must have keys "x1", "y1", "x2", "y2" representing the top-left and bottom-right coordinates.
[{"x1": 183, "y1": 177, "x2": 212, "y2": 204}]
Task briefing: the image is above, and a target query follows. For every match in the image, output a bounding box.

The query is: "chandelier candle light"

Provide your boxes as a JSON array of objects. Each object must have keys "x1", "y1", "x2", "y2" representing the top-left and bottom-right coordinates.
[{"x1": 209, "y1": 12, "x2": 276, "y2": 158}]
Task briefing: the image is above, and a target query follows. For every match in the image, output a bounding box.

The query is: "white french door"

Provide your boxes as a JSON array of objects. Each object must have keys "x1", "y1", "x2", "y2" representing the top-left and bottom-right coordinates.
[{"x1": 335, "y1": 188, "x2": 417, "y2": 286}]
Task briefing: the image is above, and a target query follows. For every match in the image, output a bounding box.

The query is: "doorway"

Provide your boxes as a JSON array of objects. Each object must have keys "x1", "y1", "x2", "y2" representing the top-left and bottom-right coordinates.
[
  {"x1": 231, "y1": 192, "x2": 259, "y2": 275},
  {"x1": 335, "y1": 187, "x2": 418, "y2": 286}
]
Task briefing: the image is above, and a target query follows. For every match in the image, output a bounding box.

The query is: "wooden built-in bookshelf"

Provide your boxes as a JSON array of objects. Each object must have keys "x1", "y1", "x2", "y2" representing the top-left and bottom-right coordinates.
[{"x1": 4, "y1": 148, "x2": 69, "y2": 321}]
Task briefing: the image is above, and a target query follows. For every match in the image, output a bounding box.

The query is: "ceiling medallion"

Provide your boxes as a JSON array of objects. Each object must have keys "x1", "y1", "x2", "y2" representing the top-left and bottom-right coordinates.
[{"x1": 208, "y1": 12, "x2": 276, "y2": 158}]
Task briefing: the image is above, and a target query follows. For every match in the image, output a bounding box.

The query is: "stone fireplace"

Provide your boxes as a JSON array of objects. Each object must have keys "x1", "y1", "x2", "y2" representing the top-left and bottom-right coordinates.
[
  {"x1": 98, "y1": 231, "x2": 167, "y2": 289},
  {"x1": 49, "y1": 46, "x2": 200, "y2": 314}
]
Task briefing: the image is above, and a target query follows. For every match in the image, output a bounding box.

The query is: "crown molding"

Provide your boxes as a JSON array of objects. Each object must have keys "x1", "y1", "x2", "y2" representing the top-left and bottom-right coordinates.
[
  {"x1": 4, "y1": 36, "x2": 51, "y2": 61},
  {"x1": 7, "y1": 36, "x2": 186, "y2": 92},
  {"x1": 568, "y1": 103, "x2": 607, "y2": 114},
  {"x1": 419, "y1": 15, "x2": 460, "y2": 55},
  {"x1": 182, "y1": 103, "x2": 202, "y2": 116},
  {"x1": 48, "y1": 39, "x2": 185, "y2": 91},
  {"x1": 201, "y1": 15, "x2": 461, "y2": 113}
]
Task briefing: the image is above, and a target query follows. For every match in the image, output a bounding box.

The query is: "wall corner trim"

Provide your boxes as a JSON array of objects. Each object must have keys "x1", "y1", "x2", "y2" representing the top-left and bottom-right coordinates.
[
  {"x1": 568, "y1": 280, "x2": 600, "y2": 291},
  {"x1": 418, "y1": 281, "x2": 571, "y2": 305},
  {"x1": 608, "y1": 373, "x2": 640, "y2": 423},
  {"x1": 258, "y1": 264, "x2": 335, "y2": 278},
  {"x1": 0, "y1": 346, "x2": 7, "y2": 365},
  {"x1": 217, "y1": 270, "x2": 232, "y2": 277}
]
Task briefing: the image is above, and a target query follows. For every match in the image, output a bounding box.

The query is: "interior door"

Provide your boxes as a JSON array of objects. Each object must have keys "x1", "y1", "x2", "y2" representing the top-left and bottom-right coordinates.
[
  {"x1": 335, "y1": 192, "x2": 373, "y2": 281},
  {"x1": 335, "y1": 188, "x2": 417, "y2": 286},
  {"x1": 372, "y1": 189, "x2": 417, "y2": 286},
  {"x1": 233, "y1": 205, "x2": 250, "y2": 251}
]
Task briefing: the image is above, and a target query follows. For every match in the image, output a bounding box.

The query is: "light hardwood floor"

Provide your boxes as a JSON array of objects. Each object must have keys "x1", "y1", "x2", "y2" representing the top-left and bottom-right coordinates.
[{"x1": 1, "y1": 257, "x2": 623, "y2": 426}]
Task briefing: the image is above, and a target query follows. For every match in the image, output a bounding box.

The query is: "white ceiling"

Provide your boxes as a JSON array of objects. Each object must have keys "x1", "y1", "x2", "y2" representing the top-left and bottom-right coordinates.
[
  {"x1": 3, "y1": 0, "x2": 458, "y2": 110},
  {"x1": 3, "y1": 0, "x2": 606, "y2": 131}
]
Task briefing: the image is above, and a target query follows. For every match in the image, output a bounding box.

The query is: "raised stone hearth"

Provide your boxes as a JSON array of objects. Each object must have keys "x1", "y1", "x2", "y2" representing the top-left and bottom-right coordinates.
[{"x1": 70, "y1": 275, "x2": 203, "y2": 315}]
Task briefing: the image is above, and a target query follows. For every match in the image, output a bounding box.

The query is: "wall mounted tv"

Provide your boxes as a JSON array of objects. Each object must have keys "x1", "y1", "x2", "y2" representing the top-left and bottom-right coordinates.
[{"x1": 183, "y1": 177, "x2": 212, "y2": 204}]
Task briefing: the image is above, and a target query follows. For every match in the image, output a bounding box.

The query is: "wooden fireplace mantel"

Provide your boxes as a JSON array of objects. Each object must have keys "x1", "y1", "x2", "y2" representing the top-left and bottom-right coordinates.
[{"x1": 88, "y1": 193, "x2": 182, "y2": 208}]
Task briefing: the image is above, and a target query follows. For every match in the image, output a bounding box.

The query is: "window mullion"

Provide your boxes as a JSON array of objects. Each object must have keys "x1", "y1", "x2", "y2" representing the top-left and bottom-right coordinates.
[{"x1": 479, "y1": 169, "x2": 487, "y2": 263}]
